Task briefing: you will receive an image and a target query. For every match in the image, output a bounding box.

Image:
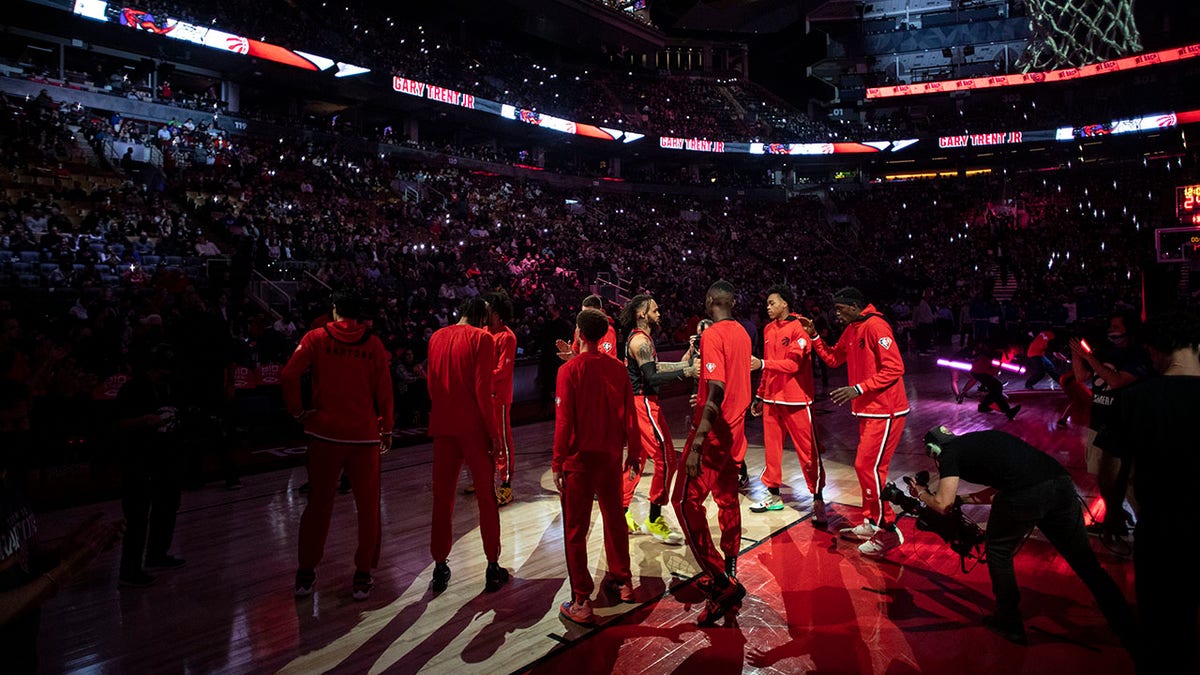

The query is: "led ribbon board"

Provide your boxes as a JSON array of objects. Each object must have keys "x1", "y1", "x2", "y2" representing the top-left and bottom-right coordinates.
[
  {"x1": 71, "y1": 0, "x2": 370, "y2": 77},
  {"x1": 867, "y1": 42, "x2": 1200, "y2": 99}
]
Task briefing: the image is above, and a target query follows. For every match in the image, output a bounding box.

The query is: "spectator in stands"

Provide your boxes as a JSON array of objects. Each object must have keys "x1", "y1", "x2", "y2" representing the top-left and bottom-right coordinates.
[{"x1": 194, "y1": 235, "x2": 220, "y2": 257}]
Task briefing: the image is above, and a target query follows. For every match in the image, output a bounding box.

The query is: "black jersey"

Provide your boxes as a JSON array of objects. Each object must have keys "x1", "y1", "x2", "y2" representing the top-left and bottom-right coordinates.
[{"x1": 626, "y1": 329, "x2": 656, "y2": 397}]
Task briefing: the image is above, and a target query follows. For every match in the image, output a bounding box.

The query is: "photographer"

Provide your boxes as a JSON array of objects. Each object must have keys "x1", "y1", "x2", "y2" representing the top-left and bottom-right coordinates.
[{"x1": 911, "y1": 426, "x2": 1136, "y2": 651}]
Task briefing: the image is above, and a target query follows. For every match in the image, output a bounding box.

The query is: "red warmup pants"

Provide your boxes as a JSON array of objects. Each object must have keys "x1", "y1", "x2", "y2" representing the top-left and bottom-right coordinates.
[
  {"x1": 622, "y1": 395, "x2": 677, "y2": 509},
  {"x1": 431, "y1": 435, "x2": 501, "y2": 563},
  {"x1": 855, "y1": 415, "x2": 907, "y2": 525},
  {"x1": 298, "y1": 438, "x2": 381, "y2": 573},
  {"x1": 561, "y1": 453, "x2": 631, "y2": 601},
  {"x1": 494, "y1": 403, "x2": 515, "y2": 485},
  {"x1": 673, "y1": 425, "x2": 743, "y2": 579},
  {"x1": 760, "y1": 403, "x2": 825, "y2": 496}
]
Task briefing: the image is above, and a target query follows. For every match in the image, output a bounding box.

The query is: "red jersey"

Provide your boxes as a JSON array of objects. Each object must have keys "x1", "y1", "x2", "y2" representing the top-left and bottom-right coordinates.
[
  {"x1": 694, "y1": 318, "x2": 753, "y2": 437},
  {"x1": 426, "y1": 324, "x2": 499, "y2": 440},
  {"x1": 572, "y1": 315, "x2": 620, "y2": 360},
  {"x1": 551, "y1": 351, "x2": 644, "y2": 473},
  {"x1": 281, "y1": 320, "x2": 393, "y2": 444},
  {"x1": 489, "y1": 324, "x2": 517, "y2": 404},
  {"x1": 812, "y1": 304, "x2": 909, "y2": 417},
  {"x1": 756, "y1": 314, "x2": 814, "y2": 405}
]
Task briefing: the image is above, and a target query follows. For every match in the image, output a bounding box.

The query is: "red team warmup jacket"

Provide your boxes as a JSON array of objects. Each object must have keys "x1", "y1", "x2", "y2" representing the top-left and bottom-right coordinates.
[
  {"x1": 552, "y1": 351, "x2": 644, "y2": 473},
  {"x1": 426, "y1": 324, "x2": 499, "y2": 440},
  {"x1": 281, "y1": 320, "x2": 393, "y2": 443},
  {"x1": 694, "y1": 319, "x2": 753, "y2": 443},
  {"x1": 489, "y1": 325, "x2": 517, "y2": 404},
  {"x1": 811, "y1": 304, "x2": 908, "y2": 417},
  {"x1": 756, "y1": 314, "x2": 813, "y2": 405}
]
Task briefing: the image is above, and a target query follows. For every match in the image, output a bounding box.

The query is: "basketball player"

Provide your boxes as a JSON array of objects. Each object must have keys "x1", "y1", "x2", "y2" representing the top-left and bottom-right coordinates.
[
  {"x1": 555, "y1": 309, "x2": 644, "y2": 625},
  {"x1": 282, "y1": 291, "x2": 393, "y2": 600},
  {"x1": 748, "y1": 285, "x2": 826, "y2": 526},
  {"x1": 557, "y1": 295, "x2": 620, "y2": 361},
  {"x1": 800, "y1": 287, "x2": 909, "y2": 557},
  {"x1": 484, "y1": 291, "x2": 517, "y2": 507},
  {"x1": 426, "y1": 298, "x2": 509, "y2": 593},
  {"x1": 673, "y1": 280, "x2": 751, "y2": 626},
  {"x1": 618, "y1": 294, "x2": 694, "y2": 544}
]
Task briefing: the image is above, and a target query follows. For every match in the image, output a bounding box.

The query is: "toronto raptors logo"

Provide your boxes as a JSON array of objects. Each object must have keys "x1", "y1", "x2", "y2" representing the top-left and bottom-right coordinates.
[
  {"x1": 879, "y1": 337, "x2": 893, "y2": 350},
  {"x1": 225, "y1": 36, "x2": 250, "y2": 55},
  {"x1": 781, "y1": 337, "x2": 790, "y2": 347},
  {"x1": 858, "y1": 338, "x2": 866, "y2": 349}
]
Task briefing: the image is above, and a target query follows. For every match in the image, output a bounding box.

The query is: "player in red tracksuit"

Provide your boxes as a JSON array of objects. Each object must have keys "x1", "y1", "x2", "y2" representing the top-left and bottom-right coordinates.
[
  {"x1": 554, "y1": 309, "x2": 645, "y2": 625},
  {"x1": 558, "y1": 295, "x2": 620, "y2": 361},
  {"x1": 673, "y1": 280, "x2": 751, "y2": 626},
  {"x1": 485, "y1": 291, "x2": 518, "y2": 507},
  {"x1": 282, "y1": 291, "x2": 393, "y2": 600},
  {"x1": 802, "y1": 287, "x2": 909, "y2": 557},
  {"x1": 617, "y1": 294, "x2": 694, "y2": 545},
  {"x1": 748, "y1": 285, "x2": 826, "y2": 526},
  {"x1": 426, "y1": 298, "x2": 510, "y2": 593}
]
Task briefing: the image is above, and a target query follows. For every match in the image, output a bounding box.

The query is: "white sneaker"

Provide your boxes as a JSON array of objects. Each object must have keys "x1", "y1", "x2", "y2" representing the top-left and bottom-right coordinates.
[
  {"x1": 839, "y1": 520, "x2": 879, "y2": 541},
  {"x1": 749, "y1": 495, "x2": 784, "y2": 513},
  {"x1": 859, "y1": 527, "x2": 904, "y2": 556}
]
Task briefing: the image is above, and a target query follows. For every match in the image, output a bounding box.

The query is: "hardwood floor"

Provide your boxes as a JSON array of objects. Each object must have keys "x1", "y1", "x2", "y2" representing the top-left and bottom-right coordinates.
[{"x1": 34, "y1": 356, "x2": 1110, "y2": 674}]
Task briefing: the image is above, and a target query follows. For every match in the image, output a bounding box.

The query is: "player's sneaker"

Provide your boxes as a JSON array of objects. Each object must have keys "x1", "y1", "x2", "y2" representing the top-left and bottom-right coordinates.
[
  {"x1": 484, "y1": 562, "x2": 510, "y2": 592},
  {"x1": 352, "y1": 571, "x2": 373, "y2": 600},
  {"x1": 626, "y1": 511, "x2": 640, "y2": 534},
  {"x1": 839, "y1": 520, "x2": 878, "y2": 541},
  {"x1": 859, "y1": 527, "x2": 904, "y2": 556},
  {"x1": 697, "y1": 578, "x2": 746, "y2": 626},
  {"x1": 431, "y1": 561, "x2": 451, "y2": 592},
  {"x1": 496, "y1": 484, "x2": 513, "y2": 507},
  {"x1": 294, "y1": 569, "x2": 316, "y2": 597},
  {"x1": 606, "y1": 577, "x2": 636, "y2": 603},
  {"x1": 643, "y1": 516, "x2": 683, "y2": 545},
  {"x1": 560, "y1": 598, "x2": 595, "y2": 625},
  {"x1": 811, "y1": 499, "x2": 828, "y2": 528},
  {"x1": 1005, "y1": 404, "x2": 1022, "y2": 421},
  {"x1": 749, "y1": 495, "x2": 784, "y2": 513}
]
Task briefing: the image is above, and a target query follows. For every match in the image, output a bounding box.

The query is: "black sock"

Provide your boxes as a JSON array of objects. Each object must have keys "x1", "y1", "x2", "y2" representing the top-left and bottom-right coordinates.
[
  {"x1": 649, "y1": 503, "x2": 662, "y2": 522},
  {"x1": 813, "y1": 491, "x2": 823, "y2": 501},
  {"x1": 768, "y1": 487, "x2": 780, "y2": 496}
]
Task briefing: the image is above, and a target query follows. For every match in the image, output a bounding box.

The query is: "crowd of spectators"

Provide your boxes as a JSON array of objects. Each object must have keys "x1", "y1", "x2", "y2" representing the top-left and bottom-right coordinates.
[{"x1": 3, "y1": 89, "x2": 1197, "y2": 493}]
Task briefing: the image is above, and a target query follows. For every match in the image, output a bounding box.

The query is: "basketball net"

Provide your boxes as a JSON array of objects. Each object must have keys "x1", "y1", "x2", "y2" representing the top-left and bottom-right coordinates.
[{"x1": 1017, "y1": 0, "x2": 1142, "y2": 72}]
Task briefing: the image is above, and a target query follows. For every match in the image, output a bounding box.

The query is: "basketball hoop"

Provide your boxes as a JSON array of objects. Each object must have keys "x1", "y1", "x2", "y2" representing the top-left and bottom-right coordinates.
[{"x1": 1017, "y1": 0, "x2": 1142, "y2": 72}]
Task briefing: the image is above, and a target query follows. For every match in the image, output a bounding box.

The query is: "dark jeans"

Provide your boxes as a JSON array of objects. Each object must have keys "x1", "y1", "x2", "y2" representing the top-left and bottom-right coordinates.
[
  {"x1": 121, "y1": 468, "x2": 182, "y2": 572},
  {"x1": 1024, "y1": 355, "x2": 1061, "y2": 388},
  {"x1": 974, "y1": 372, "x2": 1012, "y2": 413},
  {"x1": 985, "y1": 476, "x2": 1136, "y2": 646}
]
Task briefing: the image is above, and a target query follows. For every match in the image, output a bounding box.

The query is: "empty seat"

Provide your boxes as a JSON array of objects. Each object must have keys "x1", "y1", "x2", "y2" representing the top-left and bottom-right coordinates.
[
  {"x1": 19, "y1": 274, "x2": 40, "y2": 288},
  {"x1": 93, "y1": 264, "x2": 111, "y2": 274},
  {"x1": 163, "y1": 256, "x2": 183, "y2": 266},
  {"x1": 142, "y1": 255, "x2": 161, "y2": 267},
  {"x1": 18, "y1": 251, "x2": 40, "y2": 264}
]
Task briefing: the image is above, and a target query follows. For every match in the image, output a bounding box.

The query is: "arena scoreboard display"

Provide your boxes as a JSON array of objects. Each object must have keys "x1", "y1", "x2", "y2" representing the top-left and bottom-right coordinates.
[
  {"x1": 1156, "y1": 226, "x2": 1200, "y2": 263},
  {"x1": 1178, "y1": 184, "x2": 1200, "y2": 225}
]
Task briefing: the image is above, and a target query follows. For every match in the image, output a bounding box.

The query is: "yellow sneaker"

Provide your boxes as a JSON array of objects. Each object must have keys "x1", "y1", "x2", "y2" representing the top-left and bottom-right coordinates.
[
  {"x1": 643, "y1": 516, "x2": 683, "y2": 545},
  {"x1": 496, "y1": 485, "x2": 513, "y2": 507},
  {"x1": 625, "y1": 511, "x2": 640, "y2": 534}
]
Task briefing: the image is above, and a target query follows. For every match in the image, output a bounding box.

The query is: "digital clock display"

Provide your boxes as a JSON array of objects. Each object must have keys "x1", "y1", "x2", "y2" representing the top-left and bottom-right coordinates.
[{"x1": 1178, "y1": 184, "x2": 1200, "y2": 224}]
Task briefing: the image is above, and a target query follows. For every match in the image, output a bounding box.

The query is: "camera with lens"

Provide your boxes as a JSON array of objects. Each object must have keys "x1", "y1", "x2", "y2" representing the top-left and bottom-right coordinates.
[{"x1": 882, "y1": 472, "x2": 986, "y2": 565}]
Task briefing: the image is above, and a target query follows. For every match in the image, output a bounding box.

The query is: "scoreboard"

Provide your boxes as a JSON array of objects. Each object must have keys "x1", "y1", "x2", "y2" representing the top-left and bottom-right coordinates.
[
  {"x1": 1178, "y1": 184, "x2": 1200, "y2": 225},
  {"x1": 1156, "y1": 226, "x2": 1200, "y2": 263}
]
